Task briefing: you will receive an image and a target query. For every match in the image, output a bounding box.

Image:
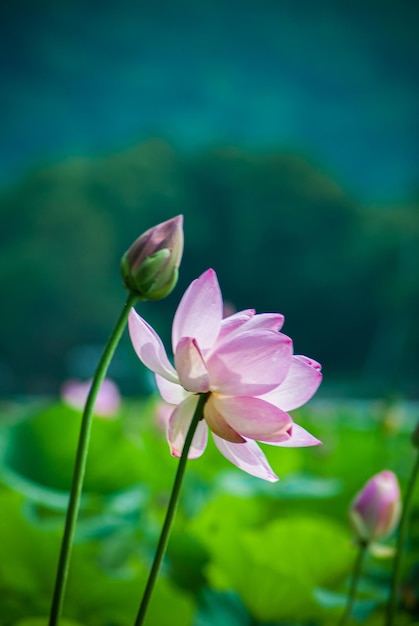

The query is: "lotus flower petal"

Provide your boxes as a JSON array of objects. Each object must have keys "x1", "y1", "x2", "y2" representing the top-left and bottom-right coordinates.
[
  {"x1": 204, "y1": 397, "x2": 246, "y2": 443},
  {"x1": 207, "y1": 331, "x2": 293, "y2": 395},
  {"x1": 167, "y1": 395, "x2": 208, "y2": 459},
  {"x1": 128, "y1": 309, "x2": 178, "y2": 382},
  {"x1": 216, "y1": 309, "x2": 255, "y2": 344},
  {"x1": 172, "y1": 269, "x2": 223, "y2": 352},
  {"x1": 261, "y1": 422, "x2": 322, "y2": 446},
  {"x1": 212, "y1": 395, "x2": 292, "y2": 440},
  {"x1": 212, "y1": 435, "x2": 278, "y2": 482},
  {"x1": 296, "y1": 355, "x2": 322, "y2": 370},
  {"x1": 261, "y1": 354, "x2": 322, "y2": 411},
  {"x1": 155, "y1": 375, "x2": 189, "y2": 405},
  {"x1": 174, "y1": 337, "x2": 210, "y2": 393},
  {"x1": 239, "y1": 312, "x2": 285, "y2": 332}
]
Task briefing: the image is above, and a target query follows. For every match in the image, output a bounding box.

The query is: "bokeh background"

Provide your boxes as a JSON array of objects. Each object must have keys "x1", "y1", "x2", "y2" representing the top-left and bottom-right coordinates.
[
  {"x1": 1, "y1": 0, "x2": 418, "y2": 398},
  {"x1": 1, "y1": 3, "x2": 419, "y2": 625}
]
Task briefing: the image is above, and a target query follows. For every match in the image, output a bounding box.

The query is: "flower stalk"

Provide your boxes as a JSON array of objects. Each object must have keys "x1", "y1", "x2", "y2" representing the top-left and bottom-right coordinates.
[
  {"x1": 48, "y1": 291, "x2": 138, "y2": 626},
  {"x1": 386, "y1": 447, "x2": 419, "y2": 626},
  {"x1": 338, "y1": 540, "x2": 368, "y2": 626},
  {"x1": 134, "y1": 392, "x2": 209, "y2": 626}
]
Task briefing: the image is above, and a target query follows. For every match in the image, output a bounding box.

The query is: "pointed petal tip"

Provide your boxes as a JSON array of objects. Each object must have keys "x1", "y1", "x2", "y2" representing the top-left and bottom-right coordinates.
[
  {"x1": 295, "y1": 354, "x2": 322, "y2": 371},
  {"x1": 203, "y1": 267, "x2": 215, "y2": 276},
  {"x1": 213, "y1": 436, "x2": 279, "y2": 482},
  {"x1": 262, "y1": 423, "x2": 322, "y2": 447},
  {"x1": 173, "y1": 267, "x2": 222, "y2": 352},
  {"x1": 195, "y1": 267, "x2": 217, "y2": 282}
]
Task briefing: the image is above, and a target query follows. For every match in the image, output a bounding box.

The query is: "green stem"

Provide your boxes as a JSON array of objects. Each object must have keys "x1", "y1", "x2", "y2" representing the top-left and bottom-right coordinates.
[
  {"x1": 134, "y1": 392, "x2": 208, "y2": 626},
  {"x1": 386, "y1": 448, "x2": 419, "y2": 626},
  {"x1": 338, "y1": 540, "x2": 368, "y2": 626},
  {"x1": 48, "y1": 291, "x2": 138, "y2": 626}
]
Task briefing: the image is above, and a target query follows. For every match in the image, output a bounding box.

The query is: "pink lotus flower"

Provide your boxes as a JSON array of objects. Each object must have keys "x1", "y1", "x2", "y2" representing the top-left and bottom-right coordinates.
[
  {"x1": 128, "y1": 269, "x2": 322, "y2": 481},
  {"x1": 61, "y1": 378, "x2": 121, "y2": 417},
  {"x1": 350, "y1": 470, "x2": 401, "y2": 543}
]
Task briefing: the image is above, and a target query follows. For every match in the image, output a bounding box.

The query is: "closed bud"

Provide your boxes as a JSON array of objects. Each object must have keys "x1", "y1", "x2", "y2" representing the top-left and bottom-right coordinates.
[
  {"x1": 350, "y1": 470, "x2": 401, "y2": 544},
  {"x1": 121, "y1": 215, "x2": 184, "y2": 300}
]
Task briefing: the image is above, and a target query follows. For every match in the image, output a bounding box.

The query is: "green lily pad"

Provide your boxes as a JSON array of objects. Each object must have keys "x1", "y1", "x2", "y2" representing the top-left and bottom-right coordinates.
[
  {"x1": 14, "y1": 620, "x2": 85, "y2": 626},
  {"x1": 191, "y1": 494, "x2": 353, "y2": 623},
  {"x1": 0, "y1": 491, "x2": 195, "y2": 626}
]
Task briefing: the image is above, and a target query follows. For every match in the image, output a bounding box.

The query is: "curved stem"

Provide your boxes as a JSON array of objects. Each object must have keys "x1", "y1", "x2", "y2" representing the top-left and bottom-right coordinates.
[
  {"x1": 134, "y1": 392, "x2": 208, "y2": 626},
  {"x1": 386, "y1": 448, "x2": 419, "y2": 626},
  {"x1": 48, "y1": 291, "x2": 138, "y2": 626},
  {"x1": 338, "y1": 540, "x2": 368, "y2": 626}
]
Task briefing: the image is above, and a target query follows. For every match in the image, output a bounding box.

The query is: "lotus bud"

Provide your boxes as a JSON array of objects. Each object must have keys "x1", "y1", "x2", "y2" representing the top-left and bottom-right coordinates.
[
  {"x1": 121, "y1": 215, "x2": 184, "y2": 300},
  {"x1": 350, "y1": 470, "x2": 401, "y2": 544}
]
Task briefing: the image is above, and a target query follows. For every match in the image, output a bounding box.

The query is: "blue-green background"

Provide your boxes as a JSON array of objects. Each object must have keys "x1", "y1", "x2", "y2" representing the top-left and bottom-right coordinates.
[
  {"x1": 0, "y1": 0, "x2": 418, "y2": 396},
  {"x1": 1, "y1": 0, "x2": 418, "y2": 200}
]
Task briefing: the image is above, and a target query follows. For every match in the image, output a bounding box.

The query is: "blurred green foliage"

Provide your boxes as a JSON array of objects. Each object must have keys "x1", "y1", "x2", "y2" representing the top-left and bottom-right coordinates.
[
  {"x1": 0, "y1": 139, "x2": 418, "y2": 396},
  {"x1": 0, "y1": 395, "x2": 418, "y2": 625}
]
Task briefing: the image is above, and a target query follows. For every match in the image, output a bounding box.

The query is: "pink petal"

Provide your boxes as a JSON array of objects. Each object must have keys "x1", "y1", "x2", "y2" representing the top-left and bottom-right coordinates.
[
  {"x1": 239, "y1": 313, "x2": 285, "y2": 332},
  {"x1": 172, "y1": 269, "x2": 223, "y2": 353},
  {"x1": 212, "y1": 395, "x2": 292, "y2": 440},
  {"x1": 350, "y1": 470, "x2": 401, "y2": 542},
  {"x1": 154, "y1": 401, "x2": 173, "y2": 430},
  {"x1": 216, "y1": 309, "x2": 255, "y2": 344},
  {"x1": 128, "y1": 309, "x2": 178, "y2": 382},
  {"x1": 214, "y1": 311, "x2": 283, "y2": 347},
  {"x1": 204, "y1": 397, "x2": 246, "y2": 443},
  {"x1": 167, "y1": 395, "x2": 208, "y2": 459},
  {"x1": 212, "y1": 435, "x2": 279, "y2": 482},
  {"x1": 155, "y1": 375, "x2": 189, "y2": 404},
  {"x1": 261, "y1": 422, "x2": 322, "y2": 447},
  {"x1": 207, "y1": 331, "x2": 293, "y2": 396},
  {"x1": 261, "y1": 354, "x2": 322, "y2": 411},
  {"x1": 295, "y1": 355, "x2": 322, "y2": 370},
  {"x1": 174, "y1": 337, "x2": 210, "y2": 393}
]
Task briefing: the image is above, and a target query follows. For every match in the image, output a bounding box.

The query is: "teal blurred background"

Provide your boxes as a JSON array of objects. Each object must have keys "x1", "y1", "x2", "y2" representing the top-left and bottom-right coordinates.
[
  {"x1": 1, "y1": 5, "x2": 419, "y2": 624},
  {"x1": 1, "y1": 0, "x2": 418, "y2": 397}
]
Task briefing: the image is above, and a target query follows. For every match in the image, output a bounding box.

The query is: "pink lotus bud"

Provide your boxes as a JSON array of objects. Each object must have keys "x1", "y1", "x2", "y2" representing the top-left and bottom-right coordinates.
[
  {"x1": 350, "y1": 470, "x2": 401, "y2": 543},
  {"x1": 121, "y1": 215, "x2": 184, "y2": 300}
]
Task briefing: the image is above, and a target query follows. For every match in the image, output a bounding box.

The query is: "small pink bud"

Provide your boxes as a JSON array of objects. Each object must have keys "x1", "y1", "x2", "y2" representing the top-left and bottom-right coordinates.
[
  {"x1": 350, "y1": 470, "x2": 401, "y2": 543},
  {"x1": 121, "y1": 215, "x2": 184, "y2": 300}
]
